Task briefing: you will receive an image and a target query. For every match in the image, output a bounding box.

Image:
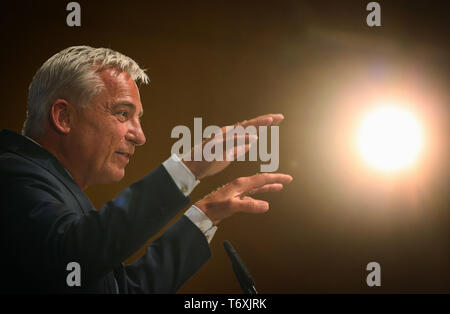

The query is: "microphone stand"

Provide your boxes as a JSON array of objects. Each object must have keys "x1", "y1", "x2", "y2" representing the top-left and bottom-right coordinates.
[{"x1": 223, "y1": 240, "x2": 258, "y2": 294}]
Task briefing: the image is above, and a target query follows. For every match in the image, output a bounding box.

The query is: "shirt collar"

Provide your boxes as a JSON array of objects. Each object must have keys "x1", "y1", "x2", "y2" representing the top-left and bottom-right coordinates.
[{"x1": 24, "y1": 135, "x2": 74, "y2": 180}]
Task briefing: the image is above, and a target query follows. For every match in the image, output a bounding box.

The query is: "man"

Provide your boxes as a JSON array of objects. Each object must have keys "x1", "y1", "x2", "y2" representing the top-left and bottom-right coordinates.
[{"x1": 0, "y1": 46, "x2": 292, "y2": 293}]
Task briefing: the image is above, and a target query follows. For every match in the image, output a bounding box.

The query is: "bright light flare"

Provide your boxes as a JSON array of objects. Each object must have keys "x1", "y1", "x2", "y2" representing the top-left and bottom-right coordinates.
[{"x1": 357, "y1": 106, "x2": 424, "y2": 172}]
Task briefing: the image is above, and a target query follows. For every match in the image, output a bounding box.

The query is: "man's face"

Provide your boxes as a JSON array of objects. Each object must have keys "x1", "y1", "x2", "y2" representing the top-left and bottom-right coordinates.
[{"x1": 67, "y1": 68, "x2": 146, "y2": 187}]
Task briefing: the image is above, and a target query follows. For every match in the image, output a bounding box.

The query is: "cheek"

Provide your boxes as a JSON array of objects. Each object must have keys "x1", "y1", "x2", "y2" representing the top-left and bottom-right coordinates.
[
  {"x1": 105, "y1": 124, "x2": 129, "y2": 159},
  {"x1": 113, "y1": 124, "x2": 129, "y2": 146},
  {"x1": 74, "y1": 114, "x2": 111, "y2": 151}
]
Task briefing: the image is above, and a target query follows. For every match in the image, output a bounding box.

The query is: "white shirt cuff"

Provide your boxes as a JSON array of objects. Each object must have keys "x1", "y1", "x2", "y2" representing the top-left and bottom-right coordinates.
[
  {"x1": 184, "y1": 205, "x2": 218, "y2": 244},
  {"x1": 162, "y1": 154, "x2": 200, "y2": 196}
]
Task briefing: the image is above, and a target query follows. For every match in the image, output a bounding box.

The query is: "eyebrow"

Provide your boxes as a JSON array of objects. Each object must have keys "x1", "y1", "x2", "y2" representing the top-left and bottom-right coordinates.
[{"x1": 112, "y1": 101, "x2": 144, "y2": 118}]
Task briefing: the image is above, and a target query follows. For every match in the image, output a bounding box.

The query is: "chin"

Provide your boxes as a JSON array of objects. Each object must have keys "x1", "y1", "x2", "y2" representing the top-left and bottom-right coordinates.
[
  {"x1": 111, "y1": 170, "x2": 126, "y2": 182},
  {"x1": 100, "y1": 169, "x2": 126, "y2": 184}
]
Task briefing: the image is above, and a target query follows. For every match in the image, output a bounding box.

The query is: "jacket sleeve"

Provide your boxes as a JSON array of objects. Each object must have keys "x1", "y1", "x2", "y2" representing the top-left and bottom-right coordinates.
[
  {"x1": 114, "y1": 215, "x2": 211, "y2": 294},
  {"x1": 2, "y1": 157, "x2": 193, "y2": 289}
]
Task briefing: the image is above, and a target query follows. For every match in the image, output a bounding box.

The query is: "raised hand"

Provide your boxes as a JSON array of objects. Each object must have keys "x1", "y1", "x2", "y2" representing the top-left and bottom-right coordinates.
[
  {"x1": 195, "y1": 173, "x2": 293, "y2": 225},
  {"x1": 182, "y1": 113, "x2": 284, "y2": 179}
]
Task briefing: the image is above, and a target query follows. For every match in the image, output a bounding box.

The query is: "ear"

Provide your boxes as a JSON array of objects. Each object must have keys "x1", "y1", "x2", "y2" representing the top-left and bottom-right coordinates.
[{"x1": 50, "y1": 99, "x2": 72, "y2": 134}]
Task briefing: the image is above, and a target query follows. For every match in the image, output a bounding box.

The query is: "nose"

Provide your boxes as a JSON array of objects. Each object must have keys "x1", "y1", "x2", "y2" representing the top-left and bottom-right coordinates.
[{"x1": 127, "y1": 120, "x2": 146, "y2": 146}]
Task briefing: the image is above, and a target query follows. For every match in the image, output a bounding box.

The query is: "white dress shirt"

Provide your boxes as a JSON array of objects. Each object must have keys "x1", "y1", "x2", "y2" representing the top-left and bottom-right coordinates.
[{"x1": 162, "y1": 154, "x2": 218, "y2": 243}]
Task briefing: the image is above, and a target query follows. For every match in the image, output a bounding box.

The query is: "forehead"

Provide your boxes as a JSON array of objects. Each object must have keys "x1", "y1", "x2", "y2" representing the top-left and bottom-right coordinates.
[
  {"x1": 98, "y1": 68, "x2": 140, "y2": 96},
  {"x1": 96, "y1": 68, "x2": 143, "y2": 112}
]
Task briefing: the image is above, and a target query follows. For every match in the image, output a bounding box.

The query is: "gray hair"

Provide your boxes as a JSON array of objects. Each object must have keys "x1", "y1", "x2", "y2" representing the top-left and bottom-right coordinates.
[{"x1": 22, "y1": 46, "x2": 150, "y2": 137}]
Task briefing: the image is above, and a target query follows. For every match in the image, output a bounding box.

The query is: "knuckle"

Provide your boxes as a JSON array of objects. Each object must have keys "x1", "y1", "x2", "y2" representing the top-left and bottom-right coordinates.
[
  {"x1": 234, "y1": 177, "x2": 246, "y2": 186},
  {"x1": 257, "y1": 173, "x2": 269, "y2": 181},
  {"x1": 248, "y1": 202, "x2": 258, "y2": 212}
]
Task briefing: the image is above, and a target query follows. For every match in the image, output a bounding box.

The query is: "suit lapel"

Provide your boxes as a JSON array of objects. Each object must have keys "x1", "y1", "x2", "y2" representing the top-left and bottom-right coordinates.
[{"x1": 0, "y1": 129, "x2": 95, "y2": 214}]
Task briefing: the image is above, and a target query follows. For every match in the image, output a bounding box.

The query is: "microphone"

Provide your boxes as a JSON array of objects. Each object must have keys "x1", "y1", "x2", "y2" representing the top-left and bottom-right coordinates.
[{"x1": 223, "y1": 240, "x2": 258, "y2": 294}]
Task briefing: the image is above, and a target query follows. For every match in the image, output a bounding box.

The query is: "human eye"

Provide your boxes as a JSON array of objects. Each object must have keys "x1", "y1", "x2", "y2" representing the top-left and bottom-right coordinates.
[{"x1": 116, "y1": 110, "x2": 129, "y2": 121}]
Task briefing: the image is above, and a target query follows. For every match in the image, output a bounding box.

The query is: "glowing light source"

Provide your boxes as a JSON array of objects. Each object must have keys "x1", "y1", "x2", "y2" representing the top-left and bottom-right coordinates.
[{"x1": 357, "y1": 105, "x2": 424, "y2": 171}]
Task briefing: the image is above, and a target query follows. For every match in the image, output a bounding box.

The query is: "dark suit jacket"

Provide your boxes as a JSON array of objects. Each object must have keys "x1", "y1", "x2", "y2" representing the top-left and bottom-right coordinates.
[{"x1": 0, "y1": 129, "x2": 211, "y2": 293}]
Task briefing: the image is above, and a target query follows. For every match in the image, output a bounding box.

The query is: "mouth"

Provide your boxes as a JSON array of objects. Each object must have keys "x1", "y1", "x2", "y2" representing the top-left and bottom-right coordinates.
[
  {"x1": 116, "y1": 152, "x2": 131, "y2": 158},
  {"x1": 115, "y1": 152, "x2": 132, "y2": 163}
]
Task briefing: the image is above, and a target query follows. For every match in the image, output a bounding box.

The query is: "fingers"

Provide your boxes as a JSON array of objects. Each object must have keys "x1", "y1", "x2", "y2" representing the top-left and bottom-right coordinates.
[
  {"x1": 223, "y1": 133, "x2": 258, "y2": 147},
  {"x1": 231, "y1": 173, "x2": 293, "y2": 193},
  {"x1": 211, "y1": 133, "x2": 257, "y2": 161},
  {"x1": 230, "y1": 178, "x2": 291, "y2": 213},
  {"x1": 207, "y1": 133, "x2": 257, "y2": 160},
  {"x1": 271, "y1": 114, "x2": 284, "y2": 126},
  {"x1": 244, "y1": 183, "x2": 284, "y2": 196},
  {"x1": 231, "y1": 143, "x2": 251, "y2": 161},
  {"x1": 220, "y1": 113, "x2": 284, "y2": 134},
  {"x1": 240, "y1": 113, "x2": 284, "y2": 128},
  {"x1": 195, "y1": 172, "x2": 292, "y2": 224},
  {"x1": 231, "y1": 198, "x2": 269, "y2": 214}
]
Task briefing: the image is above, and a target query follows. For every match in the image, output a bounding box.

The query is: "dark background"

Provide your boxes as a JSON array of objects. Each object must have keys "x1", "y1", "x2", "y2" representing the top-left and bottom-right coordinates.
[{"x1": 1, "y1": 0, "x2": 449, "y2": 293}]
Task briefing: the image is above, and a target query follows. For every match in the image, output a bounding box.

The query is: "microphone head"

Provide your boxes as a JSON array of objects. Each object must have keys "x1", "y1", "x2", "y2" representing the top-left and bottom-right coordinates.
[{"x1": 223, "y1": 240, "x2": 235, "y2": 259}]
